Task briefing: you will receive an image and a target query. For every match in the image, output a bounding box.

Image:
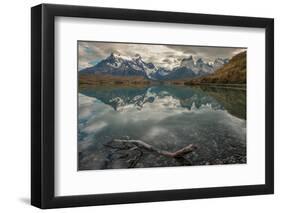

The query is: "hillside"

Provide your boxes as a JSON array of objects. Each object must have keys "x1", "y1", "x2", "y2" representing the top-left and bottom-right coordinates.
[
  {"x1": 79, "y1": 74, "x2": 151, "y2": 86},
  {"x1": 187, "y1": 51, "x2": 246, "y2": 84}
]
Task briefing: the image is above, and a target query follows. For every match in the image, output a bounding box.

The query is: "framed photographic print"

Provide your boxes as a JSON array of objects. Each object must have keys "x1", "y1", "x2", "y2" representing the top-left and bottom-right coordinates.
[{"x1": 31, "y1": 4, "x2": 274, "y2": 209}]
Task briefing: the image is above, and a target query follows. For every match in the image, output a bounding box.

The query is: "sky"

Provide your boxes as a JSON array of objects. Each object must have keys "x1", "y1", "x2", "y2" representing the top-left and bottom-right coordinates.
[{"x1": 78, "y1": 41, "x2": 246, "y2": 71}]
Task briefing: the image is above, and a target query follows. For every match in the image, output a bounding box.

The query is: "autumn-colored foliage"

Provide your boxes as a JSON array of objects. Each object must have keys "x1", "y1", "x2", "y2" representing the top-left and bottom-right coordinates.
[{"x1": 79, "y1": 74, "x2": 151, "y2": 86}]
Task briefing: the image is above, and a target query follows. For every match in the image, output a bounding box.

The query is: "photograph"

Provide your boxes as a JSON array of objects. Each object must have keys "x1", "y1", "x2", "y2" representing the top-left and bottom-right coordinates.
[
  {"x1": 78, "y1": 41, "x2": 247, "y2": 170},
  {"x1": 29, "y1": 2, "x2": 274, "y2": 209}
]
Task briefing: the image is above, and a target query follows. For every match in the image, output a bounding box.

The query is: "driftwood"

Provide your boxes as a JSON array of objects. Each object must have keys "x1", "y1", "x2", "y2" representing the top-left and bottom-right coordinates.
[{"x1": 108, "y1": 139, "x2": 198, "y2": 158}]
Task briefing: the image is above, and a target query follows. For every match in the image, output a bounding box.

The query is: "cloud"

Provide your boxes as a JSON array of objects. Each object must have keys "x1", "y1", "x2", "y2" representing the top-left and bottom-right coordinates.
[
  {"x1": 78, "y1": 41, "x2": 246, "y2": 70},
  {"x1": 166, "y1": 45, "x2": 245, "y2": 61}
]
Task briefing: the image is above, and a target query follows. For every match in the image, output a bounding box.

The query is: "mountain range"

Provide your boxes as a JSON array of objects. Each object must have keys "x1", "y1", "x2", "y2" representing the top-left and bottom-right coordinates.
[{"x1": 79, "y1": 52, "x2": 229, "y2": 81}]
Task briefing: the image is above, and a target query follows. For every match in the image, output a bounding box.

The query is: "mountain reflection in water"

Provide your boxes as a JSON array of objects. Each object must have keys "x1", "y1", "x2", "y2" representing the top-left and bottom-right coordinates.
[{"x1": 78, "y1": 85, "x2": 246, "y2": 170}]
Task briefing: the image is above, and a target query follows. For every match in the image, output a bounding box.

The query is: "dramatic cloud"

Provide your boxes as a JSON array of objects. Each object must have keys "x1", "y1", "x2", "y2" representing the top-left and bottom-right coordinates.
[{"x1": 78, "y1": 41, "x2": 246, "y2": 70}]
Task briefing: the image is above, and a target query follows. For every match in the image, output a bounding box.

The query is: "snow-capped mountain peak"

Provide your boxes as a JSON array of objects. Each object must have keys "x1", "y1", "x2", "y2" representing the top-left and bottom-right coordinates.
[
  {"x1": 133, "y1": 53, "x2": 142, "y2": 60},
  {"x1": 213, "y1": 58, "x2": 229, "y2": 70},
  {"x1": 80, "y1": 53, "x2": 229, "y2": 80},
  {"x1": 80, "y1": 53, "x2": 159, "y2": 78},
  {"x1": 180, "y1": 56, "x2": 195, "y2": 68},
  {"x1": 108, "y1": 52, "x2": 129, "y2": 60},
  {"x1": 196, "y1": 58, "x2": 204, "y2": 65}
]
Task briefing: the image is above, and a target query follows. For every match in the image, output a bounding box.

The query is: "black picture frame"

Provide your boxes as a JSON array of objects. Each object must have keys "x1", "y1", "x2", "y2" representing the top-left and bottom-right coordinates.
[{"x1": 31, "y1": 3, "x2": 274, "y2": 209}]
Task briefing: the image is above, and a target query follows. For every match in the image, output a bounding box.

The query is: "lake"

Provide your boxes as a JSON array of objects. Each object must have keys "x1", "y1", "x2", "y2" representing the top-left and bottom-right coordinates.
[{"x1": 78, "y1": 85, "x2": 246, "y2": 170}]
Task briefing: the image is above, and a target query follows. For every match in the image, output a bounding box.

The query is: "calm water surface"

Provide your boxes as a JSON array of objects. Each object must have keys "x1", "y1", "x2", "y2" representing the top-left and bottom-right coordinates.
[{"x1": 78, "y1": 85, "x2": 246, "y2": 170}]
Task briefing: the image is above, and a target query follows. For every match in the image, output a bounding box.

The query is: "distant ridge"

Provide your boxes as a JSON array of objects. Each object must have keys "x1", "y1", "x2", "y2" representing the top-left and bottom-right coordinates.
[{"x1": 187, "y1": 51, "x2": 246, "y2": 84}]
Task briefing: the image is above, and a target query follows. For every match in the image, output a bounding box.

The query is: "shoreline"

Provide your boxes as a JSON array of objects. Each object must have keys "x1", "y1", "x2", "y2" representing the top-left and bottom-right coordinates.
[{"x1": 79, "y1": 81, "x2": 246, "y2": 90}]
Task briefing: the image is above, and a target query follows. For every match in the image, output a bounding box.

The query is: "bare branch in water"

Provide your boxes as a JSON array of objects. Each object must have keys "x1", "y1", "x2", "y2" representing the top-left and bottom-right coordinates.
[{"x1": 109, "y1": 139, "x2": 198, "y2": 158}]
